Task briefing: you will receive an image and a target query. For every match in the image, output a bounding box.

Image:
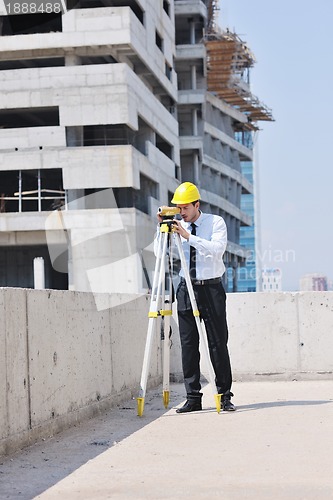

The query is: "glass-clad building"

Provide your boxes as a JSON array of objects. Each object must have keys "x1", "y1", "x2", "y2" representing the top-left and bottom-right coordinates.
[
  {"x1": 238, "y1": 160, "x2": 256, "y2": 291},
  {"x1": 228, "y1": 131, "x2": 257, "y2": 292}
]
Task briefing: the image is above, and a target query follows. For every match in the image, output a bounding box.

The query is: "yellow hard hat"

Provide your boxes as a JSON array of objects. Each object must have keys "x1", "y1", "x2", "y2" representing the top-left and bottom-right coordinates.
[{"x1": 171, "y1": 182, "x2": 201, "y2": 205}]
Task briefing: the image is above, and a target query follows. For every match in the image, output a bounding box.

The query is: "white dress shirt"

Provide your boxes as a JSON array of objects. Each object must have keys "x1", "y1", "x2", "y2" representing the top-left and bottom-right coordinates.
[{"x1": 155, "y1": 211, "x2": 227, "y2": 280}]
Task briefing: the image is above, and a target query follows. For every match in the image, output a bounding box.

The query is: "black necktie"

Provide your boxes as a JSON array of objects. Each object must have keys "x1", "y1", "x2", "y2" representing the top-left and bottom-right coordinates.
[{"x1": 190, "y1": 223, "x2": 196, "y2": 279}]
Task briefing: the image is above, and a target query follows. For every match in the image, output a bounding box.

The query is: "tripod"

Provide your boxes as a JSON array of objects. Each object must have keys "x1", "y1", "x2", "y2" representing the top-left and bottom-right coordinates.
[{"x1": 137, "y1": 218, "x2": 222, "y2": 416}]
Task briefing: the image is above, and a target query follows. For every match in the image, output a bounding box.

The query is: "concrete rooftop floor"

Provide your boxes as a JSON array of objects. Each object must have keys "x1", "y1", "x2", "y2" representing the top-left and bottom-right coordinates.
[{"x1": 1, "y1": 380, "x2": 333, "y2": 499}]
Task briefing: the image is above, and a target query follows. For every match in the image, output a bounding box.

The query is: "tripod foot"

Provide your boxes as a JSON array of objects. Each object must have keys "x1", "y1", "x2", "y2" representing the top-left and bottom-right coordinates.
[
  {"x1": 163, "y1": 390, "x2": 170, "y2": 409},
  {"x1": 214, "y1": 394, "x2": 222, "y2": 414},
  {"x1": 137, "y1": 397, "x2": 145, "y2": 417}
]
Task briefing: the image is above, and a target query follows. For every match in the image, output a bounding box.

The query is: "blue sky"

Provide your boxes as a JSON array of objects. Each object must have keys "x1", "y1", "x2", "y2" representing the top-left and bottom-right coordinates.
[{"x1": 218, "y1": 0, "x2": 333, "y2": 290}]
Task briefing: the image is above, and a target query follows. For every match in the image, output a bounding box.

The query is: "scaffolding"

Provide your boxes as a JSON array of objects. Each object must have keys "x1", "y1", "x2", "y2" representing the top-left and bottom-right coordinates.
[
  {"x1": 204, "y1": 29, "x2": 274, "y2": 127},
  {"x1": 206, "y1": 0, "x2": 220, "y2": 34}
]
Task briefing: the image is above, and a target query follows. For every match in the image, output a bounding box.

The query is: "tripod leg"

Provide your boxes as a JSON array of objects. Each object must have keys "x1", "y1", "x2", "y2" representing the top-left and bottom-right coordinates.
[
  {"x1": 162, "y1": 310, "x2": 172, "y2": 408},
  {"x1": 162, "y1": 232, "x2": 174, "y2": 408},
  {"x1": 173, "y1": 234, "x2": 222, "y2": 413},
  {"x1": 137, "y1": 317, "x2": 156, "y2": 416},
  {"x1": 137, "y1": 231, "x2": 169, "y2": 416}
]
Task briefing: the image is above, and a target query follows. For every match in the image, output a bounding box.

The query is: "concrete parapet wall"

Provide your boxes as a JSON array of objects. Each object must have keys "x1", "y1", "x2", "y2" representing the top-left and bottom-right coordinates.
[
  {"x1": 170, "y1": 291, "x2": 333, "y2": 381},
  {"x1": 228, "y1": 291, "x2": 333, "y2": 380},
  {"x1": 1, "y1": 289, "x2": 332, "y2": 456},
  {"x1": 0, "y1": 288, "x2": 159, "y2": 456}
]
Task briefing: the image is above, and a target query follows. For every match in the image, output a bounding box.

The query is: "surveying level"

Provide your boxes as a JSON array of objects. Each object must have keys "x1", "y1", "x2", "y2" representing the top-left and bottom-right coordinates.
[
  {"x1": 158, "y1": 205, "x2": 181, "y2": 218},
  {"x1": 137, "y1": 211, "x2": 222, "y2": 416}
]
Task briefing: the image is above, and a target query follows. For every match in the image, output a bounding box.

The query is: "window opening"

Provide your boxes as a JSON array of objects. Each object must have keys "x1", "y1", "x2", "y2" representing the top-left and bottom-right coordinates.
[
  {"x1": 85, "y1": 124, "x2": 134, "y2": 146},
  {"x1": 165, "y1": 61, "x2": 172, "y2": 81},
  {"x1": 134, "y1": 174, "x2": 158, "y2": 214},
  {"x1": 66, "y1": 121, "x2": 173, "y2": 162},
  {"x1": 0, "y1": 57, "x2": 65, "y2": 71},
  {"x1": 0, "y1": 13, "x2": 62, "y2": 36},
  {"x1": 0, "y1": 107, "x2": 59, "y2": 129},
  {"x1": 163, "y1": 1, "x2": 170, "y2": 16},
  {"x1": 155, "y1": 30, "x2": 164, "y2": 52},
  {"x1": 156, "y1": 132, "x2": 173, "y2": 159},
  {"x1": 112, "y1": 175, "x2": 158, "y2": 215},
  {"x1": 80, "y1": 55, "x2": 117, "y2": 65},
  {"x1": 0, "y1": 169, "x2": 65, "y2": 213}
]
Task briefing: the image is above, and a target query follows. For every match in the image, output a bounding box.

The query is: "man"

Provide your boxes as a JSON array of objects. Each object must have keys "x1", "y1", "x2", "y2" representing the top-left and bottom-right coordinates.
[{"x1": 158, "y1": 182, "x2": 235, "y2": 413}]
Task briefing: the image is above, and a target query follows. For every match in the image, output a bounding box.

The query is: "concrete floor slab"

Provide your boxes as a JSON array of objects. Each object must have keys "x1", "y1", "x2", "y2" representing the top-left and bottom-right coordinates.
[{"x1": 1, "y1": 380, "x2": 333, "y2": 500}]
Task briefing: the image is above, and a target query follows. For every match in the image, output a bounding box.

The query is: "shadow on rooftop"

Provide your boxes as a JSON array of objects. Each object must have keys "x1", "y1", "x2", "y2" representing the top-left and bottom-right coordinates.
[
  {"x1": 0, "y1": 385, "x2": 186, "y2": 500},
  {"x1": 235, "y1": 399, "x2": 333, "y2": 412}
]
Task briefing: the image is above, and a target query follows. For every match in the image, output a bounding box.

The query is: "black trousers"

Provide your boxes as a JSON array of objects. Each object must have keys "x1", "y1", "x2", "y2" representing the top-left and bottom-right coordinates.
[{"x1": 176, "y1": 279, "x2": 232, "y2": 401}]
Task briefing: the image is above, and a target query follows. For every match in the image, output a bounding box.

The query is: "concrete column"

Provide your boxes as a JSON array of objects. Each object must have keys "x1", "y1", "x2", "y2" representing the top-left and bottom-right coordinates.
[
  {"x1": 66, "y1": 239, "x2": 74, "y2": 291},
  {"x1": 33, "y1": 257, "x2": 45, "y2": 289},
  {"x1": 192, "y1": 109, "x2": 198, "y2": 136},
  {"x1": 66, "y1": 126, "x2": 84, "y2": 147},
  {"x1": 189, "y1": 19, "x2": 195, "y2": 44},
  {"x1": 66, "y1": 190, "x2": 86, "y2": 209},
  {"x1": 18, "y1": 170, "x2": 22, "y2": 212},
  {"x1": 193, "y1": 152, "x2": 199, "y2": 186},
  {"x1": 37, "y1": 170, "x2": 41, "y2": 212},
  {"x1": 191, "y1": 65, "x2": 197, "y2": 89},
  {"x1": 232, "y1": 260, "x2": 238, "y2": 292},
  {"x1": 65, "y1": 54, "x2": 81, "y2": 66}
]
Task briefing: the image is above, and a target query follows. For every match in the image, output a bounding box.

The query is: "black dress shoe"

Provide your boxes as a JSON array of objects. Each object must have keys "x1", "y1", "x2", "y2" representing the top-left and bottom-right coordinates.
[
  {"x1": 176, "y1": 400, "x2": 202, "y2": 413},
  {"x1": 222, "y1": 398, "x2": 236, "y2": 411}
]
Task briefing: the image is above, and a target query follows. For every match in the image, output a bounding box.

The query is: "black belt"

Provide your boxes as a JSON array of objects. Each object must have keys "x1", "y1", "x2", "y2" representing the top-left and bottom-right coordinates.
[{"x1": 181, "y1": 277, "x2": 221, "y2": 286}]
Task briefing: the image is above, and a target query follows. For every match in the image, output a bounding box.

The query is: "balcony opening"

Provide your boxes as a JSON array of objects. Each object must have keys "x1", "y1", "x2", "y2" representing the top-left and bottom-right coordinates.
[
  {"x1": 72, "y1": 187, "x2": 137, "y2": 211},
  {"x1": 80, "y1": 55, "x2": 117, "y2": 65},
  {"x1": 175, "y1": 15, "x2": 204, "y2": 45},
  {"x1": 0, "y1": 107, "x2": 59, "y2": 129},
  {"x1": 113, "y1": 174, "x2": 158, "y2": 215},
  {"x1": 0, "y1": 57, "x2": 65, "y2": 71},
  {"x1": 0, "y1": 13, "x2": 62, "y2": 36},
  {"x1": 71, "y1": 124, "x2": 135, "y2": 147},
  {"x1": 134, "y1": 174, "x2": 158, "y2": 214},
  {"x1": 0, "y1": 169, "x2": 65, "y2": 213},
  {"x1": 156, "y1": 133, "x2": 173, "y2": 160},
  {"x1": 112, "y1": 187, "x2": 134, "y2": 209},
  {"x1": 155, "y1": 30, "x2": 164, "y2": 52},
  {"x1": 66, "y1": 124, "x2": 136, "y2": 147},
  {"x1": 165, "y1": 61, "x2": 172, "y2": 81},
  {"x1": 160, "y1": 96, "x2": 176, "y2": 117},
  {"x1": 0, "y1": 55, "x2": 118, "y2": 71},
  {"x1": 66, "y1": 121, "x2": 174, "y2": 163}
]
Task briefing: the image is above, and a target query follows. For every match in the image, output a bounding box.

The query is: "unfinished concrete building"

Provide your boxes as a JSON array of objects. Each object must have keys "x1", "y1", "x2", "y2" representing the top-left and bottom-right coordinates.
[
  {"x1": 0, "y1": 0, "x2": 180, "y2": 293},
  {"x1": 175, "y1": 0, "x2": 273, "y2": 291},
  {"x1": 0, "y1": 0, "x2": 272, "y2": 293}
]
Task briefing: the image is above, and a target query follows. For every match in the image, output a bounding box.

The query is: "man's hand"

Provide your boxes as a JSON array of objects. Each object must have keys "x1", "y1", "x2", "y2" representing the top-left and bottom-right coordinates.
[{"x1": 172, "y1": 219, "x2": 190, "y2": 240}]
